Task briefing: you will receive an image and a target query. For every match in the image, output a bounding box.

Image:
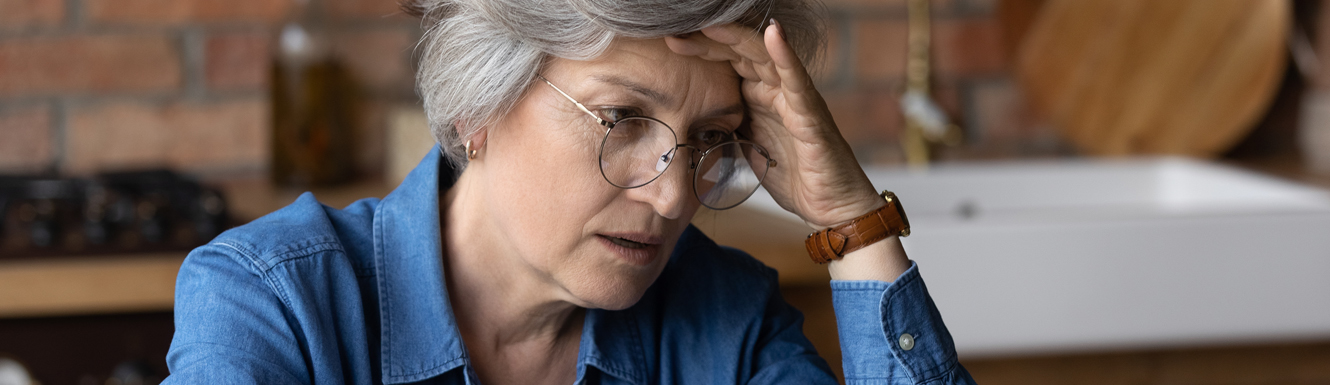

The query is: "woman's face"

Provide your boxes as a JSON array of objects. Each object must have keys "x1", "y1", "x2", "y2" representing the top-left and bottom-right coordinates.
[{"x1": 476, "y1": 37, "x2": 743, "y2": 310}]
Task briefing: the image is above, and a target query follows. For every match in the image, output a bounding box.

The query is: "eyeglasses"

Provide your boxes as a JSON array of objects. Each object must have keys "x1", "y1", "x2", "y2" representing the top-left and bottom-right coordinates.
[{"x1": 539, "y1": 76, "x2": 776, "y2": 210}]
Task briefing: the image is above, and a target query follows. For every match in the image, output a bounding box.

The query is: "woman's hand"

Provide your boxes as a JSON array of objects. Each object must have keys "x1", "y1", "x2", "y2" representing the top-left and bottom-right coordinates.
[
  {"x1": 668, "y1": 21, "x2": 912, "y2": 282},
  {"x1": 665, "y1": 21, "x2": 881, "y2": 229}
]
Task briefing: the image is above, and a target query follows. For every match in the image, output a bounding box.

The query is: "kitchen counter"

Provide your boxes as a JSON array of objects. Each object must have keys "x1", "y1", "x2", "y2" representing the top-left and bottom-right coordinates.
[
  {"x1": 4, "y1": 158, "x2": 1325, "y2": 318},
  {"x1": 0, "y1": 178, "x2": 395, "y2": 319},
  {"x1": 4, "y1": 157, "x2": 1328, "y2": 385}
]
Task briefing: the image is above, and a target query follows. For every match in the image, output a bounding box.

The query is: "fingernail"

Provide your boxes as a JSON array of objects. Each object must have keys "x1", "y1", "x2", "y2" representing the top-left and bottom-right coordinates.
[{"x1": 769, "y1": 18, "x2": 786, "y2": 41}]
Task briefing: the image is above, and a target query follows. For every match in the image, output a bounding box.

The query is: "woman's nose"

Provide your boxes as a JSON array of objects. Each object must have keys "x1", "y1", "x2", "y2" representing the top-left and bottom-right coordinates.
[{"x1": 629, "y1": 152, "x2": 692, "y2": 219}]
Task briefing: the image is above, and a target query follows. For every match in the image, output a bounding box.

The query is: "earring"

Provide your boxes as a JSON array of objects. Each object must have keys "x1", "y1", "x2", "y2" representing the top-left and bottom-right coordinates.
[{"x1": 465, "y1": 140, "x2": 478, "y2": 160}]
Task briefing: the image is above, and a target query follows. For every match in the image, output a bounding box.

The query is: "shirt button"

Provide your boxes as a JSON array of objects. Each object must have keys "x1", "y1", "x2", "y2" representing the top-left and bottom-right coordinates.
[{"x1": 898, "y1": 333, "x2": 916, "y2": 351}]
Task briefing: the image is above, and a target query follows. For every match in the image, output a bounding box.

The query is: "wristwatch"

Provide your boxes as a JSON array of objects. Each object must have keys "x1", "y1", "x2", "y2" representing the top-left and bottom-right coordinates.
[{"x1": 805, "y1": 190, "x2": 911, "y2": 264}]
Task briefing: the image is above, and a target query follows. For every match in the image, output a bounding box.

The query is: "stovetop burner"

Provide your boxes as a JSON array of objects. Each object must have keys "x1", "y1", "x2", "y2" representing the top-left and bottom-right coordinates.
[{"x1": 0, "y1": 170, "x2": 232, "y2": 259}]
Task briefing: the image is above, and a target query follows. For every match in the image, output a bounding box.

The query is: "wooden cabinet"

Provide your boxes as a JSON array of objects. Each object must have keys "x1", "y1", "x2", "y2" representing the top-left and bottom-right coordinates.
[{"x1": 0, "y1": 253, "x2": 184, "y2": 319}]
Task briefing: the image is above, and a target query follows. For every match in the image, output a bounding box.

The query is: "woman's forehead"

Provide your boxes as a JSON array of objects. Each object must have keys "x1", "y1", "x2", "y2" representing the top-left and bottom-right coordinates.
[{"x1": 551, "y1": 38, "x2": 740, "y2": 103}]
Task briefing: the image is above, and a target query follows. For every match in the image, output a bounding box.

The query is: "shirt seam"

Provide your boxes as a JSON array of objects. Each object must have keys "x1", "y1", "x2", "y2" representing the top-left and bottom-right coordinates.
[
  {"x1": 213, "y1": 239, "x2": 345, "y2": 274},
  {"x1": 882, "y1": 270, "x2": 919, "y2": 382},
  {"x1": 387, "y1": 357, "x2": 467, "y2": 383},
  {"x1": 171, "y1": 341, "x2": 307, "y2": 381},
  {"x1": 626, "y1": 310, "x2": 647, "y2": 384},
  {"x1": 210, "y1": 240, "x2": 345, "y2": 370},
  {"x1": 582, "y1": 357, "x2": 641, "y2": 385},
  {"x1": 212, "y1": 240, "x2": 344, "y2": 315},
  {"x1": 881, "y1": 268, "x2": 959, "y2": 384},
  {"x1": 374, "y1": 205, "x2": 399, "y2": 380}
]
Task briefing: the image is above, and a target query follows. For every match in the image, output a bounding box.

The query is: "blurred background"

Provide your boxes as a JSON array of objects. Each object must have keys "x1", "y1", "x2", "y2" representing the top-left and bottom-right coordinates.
[{"x1": 3, "y1": 0, "x2": 1330, "y2": 384}]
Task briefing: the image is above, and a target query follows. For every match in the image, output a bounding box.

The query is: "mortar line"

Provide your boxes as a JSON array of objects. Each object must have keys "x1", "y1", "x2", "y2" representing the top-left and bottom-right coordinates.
[{"x1": 52, "y1": 98, "x2": 68, "y2": 174}]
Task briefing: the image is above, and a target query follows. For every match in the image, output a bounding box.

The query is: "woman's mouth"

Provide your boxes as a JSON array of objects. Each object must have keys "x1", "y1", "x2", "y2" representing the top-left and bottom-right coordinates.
[
  {"x1": 596, "y1": 233, "x2": 664, "y2": 266},
  {"x1": 605, "y1": 235, "x2": 649, "y2": 249}
]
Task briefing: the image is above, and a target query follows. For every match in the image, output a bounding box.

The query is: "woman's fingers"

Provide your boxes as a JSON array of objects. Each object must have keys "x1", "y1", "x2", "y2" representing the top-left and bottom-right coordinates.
[
  {"x1": 700, "y1": 24, "x2": 784, "y2": 88},
  {"x1": 664, "y1": 35, "x2": 740, "y2": 62},
  {"x1": 699, "y1": 24, "x2": 774, "y2": 66},
  {"x1": 694, "y1": 23, "x2": 823, "y2": 115},
  {"x1": 762, "y1": 20, "x2": 829, "y2": 122},
  {"x1": 763, "y1": 20, "x2": 811, "y2": 95},
  {"x1": 667, "y1": 33, "x2": 779, "y2": 86}
]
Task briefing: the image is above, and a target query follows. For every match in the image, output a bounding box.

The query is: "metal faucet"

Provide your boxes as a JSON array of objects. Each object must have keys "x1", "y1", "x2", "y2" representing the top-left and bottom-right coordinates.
[{"x1": 901, "y1": 0, "x2": 961, "y2": 168}]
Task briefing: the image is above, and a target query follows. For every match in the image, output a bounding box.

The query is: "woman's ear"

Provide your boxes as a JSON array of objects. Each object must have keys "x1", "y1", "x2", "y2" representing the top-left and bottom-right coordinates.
[
  {"x1": 468, "y1": 130, "x2": 489, "y2": 154},
  {"x1": 455, "y1": 120, "x2": 489, "y2": 160}
]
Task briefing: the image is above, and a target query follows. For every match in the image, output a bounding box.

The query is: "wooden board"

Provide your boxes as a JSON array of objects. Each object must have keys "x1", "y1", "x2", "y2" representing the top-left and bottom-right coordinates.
[
  {"x1": 691, "y1": 206, "x2": 829, "y2": 286},
  {"x1": 1016, "y1": 0, "x2": 1288, "y2": 156},
  {"x1": 0, "y1": 253, "x2": 185, "y2": 318}
]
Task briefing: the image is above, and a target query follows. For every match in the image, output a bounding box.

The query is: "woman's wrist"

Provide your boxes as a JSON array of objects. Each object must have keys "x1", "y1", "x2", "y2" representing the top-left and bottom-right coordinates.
[
  {"x1": 814, "y1": 189, "x2": 912, "y2": 282},
  {"x1": 808, "y1": 189, "x2": 887, "y2": 230},
  {"x1": 826, "y1": 236, "x2": 911, "y2": 282}
]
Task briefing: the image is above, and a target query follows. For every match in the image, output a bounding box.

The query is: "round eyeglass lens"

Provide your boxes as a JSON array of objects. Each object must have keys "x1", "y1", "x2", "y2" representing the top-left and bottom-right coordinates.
[
  {"x1": 599, "y1": 117, "x2": 678, "y2": 188},
  {"x1": 695, "y1": 141, "x2": 769, "y2": 210}
]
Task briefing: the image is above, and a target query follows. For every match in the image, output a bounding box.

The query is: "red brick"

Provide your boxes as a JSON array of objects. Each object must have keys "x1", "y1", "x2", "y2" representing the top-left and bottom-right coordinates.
[
  {"x1": 206, "y1": 31, "x2": 271, "y2": 91},
  {"x1": 85, "y1": 0, "x2": 292, "y2": 25},
  {"x1": 821, "y1": 0, "x2": 959, "y2": 13},
  {"x1": 65, "y1": 99, "x2": 268, "y2": 173},
  {"x1": 822, "y1": 80, "x2": 964, "y2": 143},
  {"x1": 823, "y1": 85, "x2": 903, "y2": 145},
  {"x1": 0, "y1": 105, "x2": 54, "y2": 172},
  {"x1": 929, "y1": 78, "x2": 964, "y2": 116},
  {"x1": 821, "y1": 0, "x2": 906, "y2": 10},
  {"x1": 0, "y1": 35, "x2": 181, "y2": 96},
  {"x1": 1314, "y1": 0, "x2": 1330, "y2": 90},
  {"x1": 334, "y1": 28, "x2": 415, "y2": 92},
  {"x1": 0, "y1": 0, "x2": 64, "y2": 30},
  {"x1": 811, "y1": 19, "x2": 842, "y2": 84},
  {"x1": 932, "y1": 17, "x2": 1006, "y2": 76},
  {"x1": 352, "y1": 100, "x2": 388, "y2": 174},
  {"x1": 327, "y1": 0, "x2": 412, "y2": 21},
  {"x1": 968, "y1": 79, "x2": 1036, "y2": 141},
  {"x1": 964, "y1": 0, "x2": 996, "y2": 14},
  {"x1": 853, "y1": 19, "x2": 909, "y2": 82}
]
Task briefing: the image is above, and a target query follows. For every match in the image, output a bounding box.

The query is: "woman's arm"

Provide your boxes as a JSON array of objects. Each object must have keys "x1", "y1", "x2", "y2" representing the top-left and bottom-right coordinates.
[
  {"x1": 163, "y1": 245, "x2": 312, "y2": 384},
  {"x1": 667, "y1": 21, "x2": 975, "y2": 384},
  {"x1": 830, "y1": 260, "x2": 976, "y2": 384}
]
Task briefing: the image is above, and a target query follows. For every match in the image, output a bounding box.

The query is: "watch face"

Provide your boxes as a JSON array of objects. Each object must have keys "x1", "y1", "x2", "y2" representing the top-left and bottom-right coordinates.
[{"x1": 884, "y1": 191, "x2": 911, "y2": 237}]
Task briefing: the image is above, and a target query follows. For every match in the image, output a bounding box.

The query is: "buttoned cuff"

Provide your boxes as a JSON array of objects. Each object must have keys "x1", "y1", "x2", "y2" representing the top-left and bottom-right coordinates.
[{"x1": 830, "y1": 262, "x2": 963, "y2": 384}]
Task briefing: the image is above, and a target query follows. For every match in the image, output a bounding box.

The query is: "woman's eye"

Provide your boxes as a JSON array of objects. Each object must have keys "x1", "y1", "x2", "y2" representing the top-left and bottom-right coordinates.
[
  {"x1": 595, "y1": 107, "x2": 640, "y2": 123},
  {"x1": 691, "y1": 129, "x2": 731, "y2": 146}
]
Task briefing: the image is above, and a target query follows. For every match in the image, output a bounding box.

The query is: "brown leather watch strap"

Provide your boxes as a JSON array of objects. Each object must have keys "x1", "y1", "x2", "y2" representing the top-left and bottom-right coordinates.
[{"x1": 805, "y1": 191, "x2": 910, "y2": 264}]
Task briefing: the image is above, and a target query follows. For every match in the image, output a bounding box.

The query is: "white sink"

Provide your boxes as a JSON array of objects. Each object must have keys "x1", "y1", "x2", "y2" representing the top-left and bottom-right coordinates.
[{"x1": 743, "y1": 157, "x2": 1330, "y2": 358}]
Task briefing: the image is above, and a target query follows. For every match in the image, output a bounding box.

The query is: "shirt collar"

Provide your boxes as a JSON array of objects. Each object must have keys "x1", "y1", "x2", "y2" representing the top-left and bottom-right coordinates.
[
  {"x1": 374, "y1": 146, "x2": 466, "y2": 383},
  {"x1": 374, "y1": 146, "x2": 649, "y2": 384},
  {"x1": 577, "y1": 308, "x2": 649, "y2": 385}
]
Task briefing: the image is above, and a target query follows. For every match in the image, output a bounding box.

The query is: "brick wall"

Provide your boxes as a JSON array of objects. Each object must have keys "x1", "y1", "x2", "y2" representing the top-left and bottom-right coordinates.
[
  {"x1": 0, "y1": 0, "x2": 1054, "y2": 177},
  {"x1": 815, "y1": 0, "x2": 1067, "y2": 164},
  {"x1": 0, "y1": 0, "x2": 421, "y2": 175}
]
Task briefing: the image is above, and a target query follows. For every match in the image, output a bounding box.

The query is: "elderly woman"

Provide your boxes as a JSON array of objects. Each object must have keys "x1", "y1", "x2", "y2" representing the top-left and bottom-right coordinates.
[{"x1": 163, "y1": 0, "x2": 974, "y2": 383}]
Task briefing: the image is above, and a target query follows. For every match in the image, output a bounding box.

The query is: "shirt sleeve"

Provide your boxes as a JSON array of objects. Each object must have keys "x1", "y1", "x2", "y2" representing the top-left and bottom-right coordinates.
[
  {"x1": 831, "y1": 261, "x2": 976, "y2": 385},
  {"x1": 745, "y1": 283, "x2": 841, "y2": 385},
  {"x1": 161, "y1": 244, "x2": 311, "y2": 384}
]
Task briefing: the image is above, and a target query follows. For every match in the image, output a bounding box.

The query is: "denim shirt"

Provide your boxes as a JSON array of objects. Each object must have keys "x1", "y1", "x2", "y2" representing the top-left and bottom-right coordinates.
[{"x1": 163, "y1": 147, "x2": 975, "y2": 385}]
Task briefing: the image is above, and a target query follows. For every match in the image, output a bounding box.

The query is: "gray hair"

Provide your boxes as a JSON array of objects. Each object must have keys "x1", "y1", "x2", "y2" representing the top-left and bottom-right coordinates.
[{"x1": 403, "y1": 0, "x2": 827, "y2": 171}]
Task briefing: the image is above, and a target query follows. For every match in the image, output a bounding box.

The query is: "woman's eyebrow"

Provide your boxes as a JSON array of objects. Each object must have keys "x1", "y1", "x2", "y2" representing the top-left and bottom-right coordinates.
[
  {"x1": 702, "y1": 104, "x2": 745, "y2": 120},
  {"x1": 590, "y1": 75, "x2": 673, "y2": 106},
  {"x1": 590, "y1": 74, "x2": 743, "y2": 120}
]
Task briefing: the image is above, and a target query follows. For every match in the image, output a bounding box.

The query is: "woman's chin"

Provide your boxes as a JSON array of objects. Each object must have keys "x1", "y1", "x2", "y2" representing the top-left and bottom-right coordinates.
[
  {"x1": 582, "y1": 293, "x2": 646, "y2": 311},
  {"x1": 563, "y1": 269, "x2": 663, "y2": 311}
]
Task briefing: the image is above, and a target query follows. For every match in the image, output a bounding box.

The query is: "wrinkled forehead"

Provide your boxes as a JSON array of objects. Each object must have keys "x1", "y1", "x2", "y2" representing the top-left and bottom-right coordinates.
[{"x1": 543, "y1": 38, "x2": 742, "y2": 112}]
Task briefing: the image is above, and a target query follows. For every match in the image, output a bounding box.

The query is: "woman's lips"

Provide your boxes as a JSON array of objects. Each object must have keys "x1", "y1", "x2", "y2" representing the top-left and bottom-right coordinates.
[
  {"x1": 605, "y1": 236, "x2": 649, "y2": 249},
  {"x1": 600, "y1": 232, "x2": 664, "y2": 245},
  {"x1": 597, "y1": 233, "x2": 663, "y2": 266}
]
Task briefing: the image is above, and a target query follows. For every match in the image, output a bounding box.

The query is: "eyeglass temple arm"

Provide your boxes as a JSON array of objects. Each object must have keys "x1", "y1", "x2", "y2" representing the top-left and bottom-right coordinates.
[{"x1": 538, "y1": 76, "x2": 613, "y2": 131}]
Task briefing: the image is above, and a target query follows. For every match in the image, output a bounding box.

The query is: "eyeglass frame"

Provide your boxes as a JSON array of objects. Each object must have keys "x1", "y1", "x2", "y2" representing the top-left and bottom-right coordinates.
[{"x1": 537, "y1": 75, "x2": 778, "y2": 210}]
